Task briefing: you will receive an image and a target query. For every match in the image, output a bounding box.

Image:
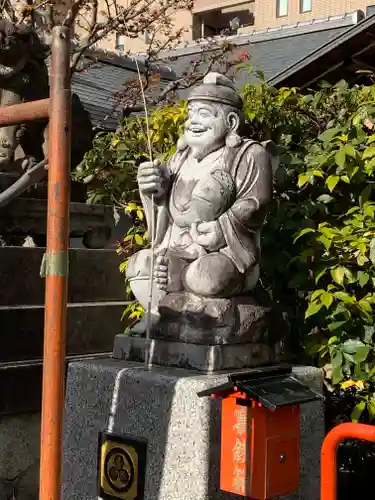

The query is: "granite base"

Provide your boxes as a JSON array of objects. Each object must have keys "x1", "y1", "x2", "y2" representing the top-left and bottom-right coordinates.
[
  {"x1": 113, "y1": 335, "x2": 282, "y2": 372},
  {"x1": 62, "y1": 359, "x2": 324, "y2": 500}
]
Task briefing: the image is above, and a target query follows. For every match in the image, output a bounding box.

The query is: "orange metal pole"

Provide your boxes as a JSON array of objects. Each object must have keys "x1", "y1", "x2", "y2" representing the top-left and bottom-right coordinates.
[
  {"x1": 321, "y1": 422, "x2": 375, "y2": 500},
  {"x1": 39, "y1": 26, "x2": 71, "y2": 500},
  {"x1": 0, "y1": 99, "x2": 49, "y2": 126}
]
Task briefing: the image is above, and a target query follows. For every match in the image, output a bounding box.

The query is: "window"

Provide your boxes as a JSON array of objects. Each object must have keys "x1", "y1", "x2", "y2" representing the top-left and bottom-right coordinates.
[
  {"x1": 115, "y1": 34, "x2": 125, "y2": 51},
  {"x1": 192, "y1": 9, "x2": 254, "y2": 41},
  {"x1": 300, "y1": 0, "x2": 312, "y2": 13},
  {"x1": 276, "y1": 0, "x2": 288, "y2": 17}
]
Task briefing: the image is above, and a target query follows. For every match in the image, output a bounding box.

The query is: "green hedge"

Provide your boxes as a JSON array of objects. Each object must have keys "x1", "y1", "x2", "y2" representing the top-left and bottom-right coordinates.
[{"x1": 74, "y1": 78, "x2": 375, "y2": 423}]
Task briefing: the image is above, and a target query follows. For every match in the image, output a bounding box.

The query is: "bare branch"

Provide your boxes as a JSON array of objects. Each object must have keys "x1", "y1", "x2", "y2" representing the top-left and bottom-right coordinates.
[
  {"x1": 63, "y1": 0, "x2": 88, "y2": 28},
  {"x1": 117, "y1": 37, "x2": 236, "y2": 117},
  {"x1": 0, "y1": 0, "x2": 235, "y2": 126}
]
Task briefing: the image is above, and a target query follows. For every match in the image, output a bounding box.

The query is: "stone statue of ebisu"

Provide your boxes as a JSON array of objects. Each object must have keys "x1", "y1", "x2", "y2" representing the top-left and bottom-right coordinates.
[{"x1": 126, "y1": 72, "x2": 278, "y2": 345}]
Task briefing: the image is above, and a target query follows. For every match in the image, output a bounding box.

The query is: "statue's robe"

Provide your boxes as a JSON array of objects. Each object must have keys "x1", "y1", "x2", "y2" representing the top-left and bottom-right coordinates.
[{"x1": 140, "y1": 139, "x2": 273, "y2": 295}]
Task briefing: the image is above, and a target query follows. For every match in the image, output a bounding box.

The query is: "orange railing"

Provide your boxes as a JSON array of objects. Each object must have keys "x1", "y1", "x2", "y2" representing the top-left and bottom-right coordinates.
[{"x1": 321, "y1": 422, "x2": 375, "y2": 500}]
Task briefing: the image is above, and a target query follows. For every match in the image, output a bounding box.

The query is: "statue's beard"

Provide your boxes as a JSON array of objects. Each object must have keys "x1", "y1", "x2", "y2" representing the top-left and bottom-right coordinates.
[{"x1": 182, "y1": 131, "x2": 226, "y2": 161}]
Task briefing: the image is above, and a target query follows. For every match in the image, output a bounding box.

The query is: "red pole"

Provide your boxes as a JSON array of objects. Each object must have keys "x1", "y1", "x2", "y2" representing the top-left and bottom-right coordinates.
[
  {"x1": 321, "y1": 422, "x2": 375, "y2": 500},
  {"x1": 39, "y1": 25, "x2": 71, "y2": 500},
  {"x1": 0, "y1": 99, "x2": 49, "y2": 125}
]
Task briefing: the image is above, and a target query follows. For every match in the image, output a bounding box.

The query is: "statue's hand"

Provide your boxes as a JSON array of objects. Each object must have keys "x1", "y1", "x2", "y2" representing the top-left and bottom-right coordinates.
[
  {"x1": 137, "y1": 160, "x2": 165, "y2": 197},
  {"x1": 190, "y1": 221, "x2": 225, "y2": 252}
]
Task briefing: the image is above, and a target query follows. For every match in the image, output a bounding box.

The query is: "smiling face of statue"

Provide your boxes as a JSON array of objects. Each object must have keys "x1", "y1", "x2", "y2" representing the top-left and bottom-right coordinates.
[{"x1": 183, "y1": 100, "x2": 233, "y2": 159}]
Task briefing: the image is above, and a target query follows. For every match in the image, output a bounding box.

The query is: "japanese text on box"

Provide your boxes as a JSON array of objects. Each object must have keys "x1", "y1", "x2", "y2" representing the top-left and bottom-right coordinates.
[{"x1": 232, "y1": 406, "x2": 249, "y2": 495}]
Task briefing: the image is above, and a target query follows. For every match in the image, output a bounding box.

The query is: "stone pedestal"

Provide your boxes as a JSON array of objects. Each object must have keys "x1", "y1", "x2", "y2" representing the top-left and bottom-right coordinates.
[
  {"x1": 62, "y1": 359, "x2": 324, "y2": 500},
  {"x1": 113, "y1": 335, "x2": 282, "y2": 372}
]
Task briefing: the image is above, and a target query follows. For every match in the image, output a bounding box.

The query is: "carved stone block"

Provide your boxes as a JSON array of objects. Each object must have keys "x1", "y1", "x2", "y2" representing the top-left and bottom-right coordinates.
[{"x1": 150, "y1": 291, "x2": 285, "y2": 346}]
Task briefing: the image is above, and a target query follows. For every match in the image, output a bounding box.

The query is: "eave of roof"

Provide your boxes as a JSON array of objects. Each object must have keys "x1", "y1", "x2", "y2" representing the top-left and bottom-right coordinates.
[
  {"x1": 268, "y1": 11, "x2": 375, "y2": 87},
  {"x1": 81, "y1": 46, "x2": 176, "y2": 80}
]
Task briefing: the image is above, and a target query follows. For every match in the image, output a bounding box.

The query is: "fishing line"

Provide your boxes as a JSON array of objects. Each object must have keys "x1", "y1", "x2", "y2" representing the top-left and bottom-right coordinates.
[{"x1": 123, "y1": 23, "x2": 156, "y2": 368}]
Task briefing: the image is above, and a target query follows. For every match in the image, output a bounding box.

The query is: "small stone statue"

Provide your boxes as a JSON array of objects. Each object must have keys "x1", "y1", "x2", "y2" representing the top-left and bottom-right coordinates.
[
  {"x1": 127, "y1": 72, "x2": 278, "y2": 344},
  {"x1": 0, "y1": 20, "x2": 49, "y2": 171},
  {"x1": 0, "y1": 20, "x2": 92, "y2": 181}
]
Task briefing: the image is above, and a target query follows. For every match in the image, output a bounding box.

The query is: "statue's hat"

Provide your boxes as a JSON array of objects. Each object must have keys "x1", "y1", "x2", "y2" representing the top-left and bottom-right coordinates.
[{"x1": 187, "y1": 72, "x2": 243, "y2": 109}]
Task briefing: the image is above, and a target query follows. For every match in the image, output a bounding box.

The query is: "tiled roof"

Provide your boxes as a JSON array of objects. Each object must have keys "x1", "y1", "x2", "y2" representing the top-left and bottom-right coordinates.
[
  {"x1": 71, "y1": 9, "x2": 367, "y2": 129},
  {"x1": 267, "y1": 10, "x2": 375, "y2": 87},
  {"x1": 160, "y1": 9, "x2": 364, "y2": 91},
  {"x1": 71, "y1": 51, "x2": 174, "y2": 130}
]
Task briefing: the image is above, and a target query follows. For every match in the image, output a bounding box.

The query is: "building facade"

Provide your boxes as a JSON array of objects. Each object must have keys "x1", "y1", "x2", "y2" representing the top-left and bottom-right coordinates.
[{"x1": 98, "y1": 1, "x2": 375, "y2": 54}]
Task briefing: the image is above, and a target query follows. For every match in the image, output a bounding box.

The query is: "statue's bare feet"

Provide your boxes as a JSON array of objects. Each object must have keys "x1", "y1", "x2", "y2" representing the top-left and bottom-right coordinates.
[{"x1": 154, "y1": 255, "x2": 168, "y2": 291}]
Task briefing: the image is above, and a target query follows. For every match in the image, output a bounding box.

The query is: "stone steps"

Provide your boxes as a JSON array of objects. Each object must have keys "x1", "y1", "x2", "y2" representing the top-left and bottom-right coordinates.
[
  {"x1": 0, "y1": 353, "x2": 110, "y2": 415},
  {"x1": 0, "y1": 246, "x2": 131, "y2": 414},
  {"x1": 0, "y1": 302, "x2": 128, "y2": 362},
  {"x1": 0, "y1": 197, "x2": 115, "y2": 238},
  {"x1": 0, "y1": 247, "x2": 128, "y2": 305}
]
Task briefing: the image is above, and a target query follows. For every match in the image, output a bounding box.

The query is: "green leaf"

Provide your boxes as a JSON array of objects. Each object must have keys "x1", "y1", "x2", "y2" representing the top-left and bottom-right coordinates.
[
  {"x1": 359, "y1": 185, "x2": 372, "y2": 207},
  {"x1": 319, "y1": 127, "x2": 341, "y2": 143},
  {"x1": 358, "y1": 271, "x2": 370, "y2": 287},
  {"x1": 134, "y1": 234, "x2": 144, "y2": 245},
  {"x1": 369, "y1": 365, "x2": 375, "y2": 379},
  {"x1": 354, "y1": 364, "x2": 368, "y2": 380},
  {"x1": 363, "y1": 146, "x2": 375, "y2": 159},
  {"x1": 335, "y1": 150, "x2": 346, "y2": 168},
  {"x1": 358, "y1": 299, "x2": 373, "y2": 313},
  {"x1": 310, "y1": 289, "x2": 325, "y2": 301},
  {"x1": 365, "y1": 157, "x2": 375, "y2": 172},
  {"x1": 305, "y1": 301, "x2": 323, "y2": 318},
  {"x1": 354, "y1": 345, "x2": 370, "y2": 363},
  {"x1": 312, "y1": 169, "x2": 323, "y2": 178},
  {"x1": 358, "y1": 254, "x2": 369, "y2": 266},
  {"x1": 321, "y1": 292, "x2": 333, "y2": 309},
  {"x1": 119, "y1": 261, "x2": 127, "y2": 273},
  {"x1": 332, "y1": 351, "x2": 343, "y2": 370},
  {"x1": 332, "y1": 352, "x2": 344, "y2": 384},
  {"x1": 342, "y1": 339, "x2": 365, "y2": 354},
  {"x1": 317, "y1": 235, "x2": 332, "y2": 250},
  {"x1": 351, "y1": 401, "x2": 366, "y2": 423},
  {"x1": 367, "y1": 399, "x2": 375, "y2": 422},
  {"x1": 315, "y1": 267, "x2": 328, "y2": 283},
  {"x1": 293, "y1": 227, "x2": 315, "y2": 242},
  {"x1": 326, "y1": 175, "x2": 340, "y2": 192},
  {"x1": 298, "y1": 174, "x2": 308, "y2": 187},
  {"x1": 317, "y1": 194, "x2": 334, "y2": 204},
  {"x1": 125, "y1": 202, "x2": 138, "y2": 213},
  {"x1": 331, "y1": 267, "x2": 346, "y2": 285},
  {"x1": 343, "y1": 352, "x2": 356, "y2": 363},
  {"x1": 344, "y1": 145, "x2": 356, "y2": 158},
  {"x1": 328, "y1": 320, "x2": 348, "y2": 332},
  {"x1": 364, "y1": 326, "x2": 375, "y2": 342},
  {"x1": 370, "y1": 238, "x2": 375, "y2": 265}
]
